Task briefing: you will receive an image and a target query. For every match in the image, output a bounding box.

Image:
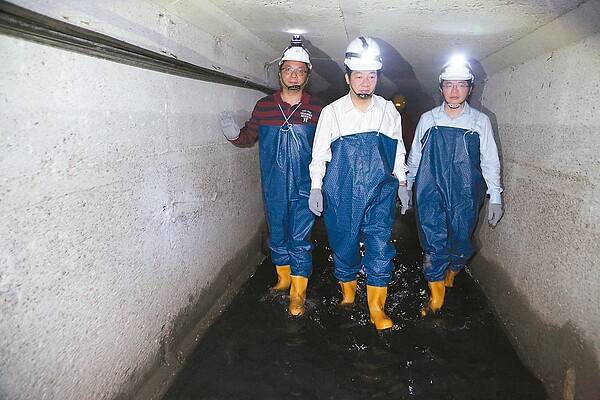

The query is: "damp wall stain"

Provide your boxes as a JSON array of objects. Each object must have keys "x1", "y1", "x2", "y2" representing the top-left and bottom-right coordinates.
[
  {"x1": 127, "y1": 225, "x2": 265, "y2": 400},
  {"x1": 469, "y1": 253, "x2": 600, "y2": 400}
]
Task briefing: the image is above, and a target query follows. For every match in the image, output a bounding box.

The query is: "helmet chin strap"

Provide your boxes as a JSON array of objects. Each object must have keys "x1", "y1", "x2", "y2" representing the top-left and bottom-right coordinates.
[
  {"x1": 349, "y1": 83, "x2": 374, "y2": 99},
  {"x1": 280, "y1": 72, "x2": 308, "y2": 92},
  {"x1": 447, "y1": 102, "x2": 461, "y2": 109}
]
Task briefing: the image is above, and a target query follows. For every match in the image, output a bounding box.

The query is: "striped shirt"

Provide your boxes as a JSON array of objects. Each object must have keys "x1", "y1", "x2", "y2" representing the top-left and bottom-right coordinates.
[{"x1": 230, "y1": 91, "x2": 323, "y2": 147}]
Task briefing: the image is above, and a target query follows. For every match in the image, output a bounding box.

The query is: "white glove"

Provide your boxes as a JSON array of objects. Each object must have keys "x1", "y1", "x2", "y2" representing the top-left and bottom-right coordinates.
[
  {"x1": 308, "y1": 189, "x2": 323, "y2": 216},
  {"x1": 397, "y1": 186, "x2": 411, "y2": 215},
  {"x1": 219, "y1": 112, "x2": 240, "y2": 141},
  {"x1": 488, "y1": 203, "x2": 503, "y2": 226}
]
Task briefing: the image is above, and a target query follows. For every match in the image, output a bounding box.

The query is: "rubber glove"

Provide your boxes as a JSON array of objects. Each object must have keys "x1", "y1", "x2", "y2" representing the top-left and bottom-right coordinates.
[
  {"x1": 308, "y1": 189, "x2": 323, "y2": 216},
  {"x1": 488, "y1": 203, "x2": 503, "y2": 226},
  {"x1": 219, "y1": 112, "x2": 240, "y2": 141},
  {"x1": 397, "y1": 186, "x2": 411, "y2": 215}
]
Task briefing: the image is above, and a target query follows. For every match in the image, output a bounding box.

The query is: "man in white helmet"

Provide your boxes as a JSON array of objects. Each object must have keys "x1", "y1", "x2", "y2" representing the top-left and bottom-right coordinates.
[
  {"x1": 406, "y1": 56, "x2": 504, "y2": 315},
  {"x1": 308, "y1": 36, "x2": 410, "y2": 330},
  {"x1": 219, "y1": 35, "x2": 323, "y2": 316}
]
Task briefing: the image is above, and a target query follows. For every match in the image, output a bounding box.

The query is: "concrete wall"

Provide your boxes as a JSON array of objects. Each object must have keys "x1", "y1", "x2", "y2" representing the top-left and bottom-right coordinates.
[
  {"x1": 471, "y1": 33, "x2": 600, "y2": 399},
  {"x1": 0, "y1": 1, "x2": 274, "y2": 399}
]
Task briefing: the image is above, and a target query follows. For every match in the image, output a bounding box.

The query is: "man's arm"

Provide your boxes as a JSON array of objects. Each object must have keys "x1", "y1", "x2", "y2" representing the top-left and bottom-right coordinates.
[
  {"x1": 479, "y1": 115, "x2": 502, "y2": 204},
  {"x1": 309, "y1": 107, "x2": 334, "y2": 190},
  {"x1": 390, "y1": 105, "x2": 407, "y2": 183},
  {"x1": 406, "y1": 113, "x2": 429, "y2": 190},
  {"x1": 229, "y1": 107, "x2": 260, "y2": 148}
]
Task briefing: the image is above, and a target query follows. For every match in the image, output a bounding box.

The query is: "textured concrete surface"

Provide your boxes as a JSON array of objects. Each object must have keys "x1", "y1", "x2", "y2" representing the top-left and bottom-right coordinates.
[
  {"x1": 472, "y1": 32, "x2": 600, "y2": 399},
  {"x1": 11, "y1": 0, "x2": 275, "y2": 89},
  {"x1": 2, "y1": 1, "x2": 600, "y2": 399},
  {"x1": 0, "y1": 2, "x2": 271, "y2": 398},
  {"x1": 155, "y1": 0, "x2": 586, "y2": 101}
]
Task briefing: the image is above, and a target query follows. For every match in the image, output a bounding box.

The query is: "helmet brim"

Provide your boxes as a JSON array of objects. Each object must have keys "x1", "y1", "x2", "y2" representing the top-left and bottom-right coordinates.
[{"x1": 344, "y1": 59, "x2": 382, "y2": 71}]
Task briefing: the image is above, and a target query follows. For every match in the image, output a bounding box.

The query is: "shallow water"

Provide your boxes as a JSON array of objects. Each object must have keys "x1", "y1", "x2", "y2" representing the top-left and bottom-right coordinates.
[{"x1": 163, "y1": 208, "x2": 547, "y2": 400}]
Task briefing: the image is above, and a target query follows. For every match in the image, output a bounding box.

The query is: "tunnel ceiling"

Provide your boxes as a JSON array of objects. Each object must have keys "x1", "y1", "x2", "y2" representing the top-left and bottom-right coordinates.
[{"x1": 152, "y1": 0, "x2": 585, "y2": 104}]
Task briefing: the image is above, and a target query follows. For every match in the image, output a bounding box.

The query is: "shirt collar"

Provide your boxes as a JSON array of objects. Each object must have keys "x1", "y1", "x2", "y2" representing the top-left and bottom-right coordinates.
[
  {"x1": 440, "y1": 101, "x2": 472, "y2": 119},
  {"x1": 274, "y1": 90, "x2": 310, "y2": 106}
]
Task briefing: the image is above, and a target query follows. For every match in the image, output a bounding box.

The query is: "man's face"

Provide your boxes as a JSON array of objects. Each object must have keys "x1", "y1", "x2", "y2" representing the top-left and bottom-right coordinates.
[
  {"x1": 441, "y1": 80, "x2": 471, "y2": 105},
  {"x1": 280, "y1": 60, "x2": 309, "y2": 88},
  {"x1": 346, "y1": 70, "x2": 378, "y2": 99}
]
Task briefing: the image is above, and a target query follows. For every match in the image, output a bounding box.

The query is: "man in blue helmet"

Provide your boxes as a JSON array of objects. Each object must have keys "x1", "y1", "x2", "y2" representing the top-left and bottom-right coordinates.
[
  {"x1": 406, "y1": 56, "x2": 504, "y2": 315},
  {"x1": 308, "y1": 36, "x2": 411, "y2": 330},
  {"x1": 219, "y1": 36, "x2": 323, "y2": 316}
]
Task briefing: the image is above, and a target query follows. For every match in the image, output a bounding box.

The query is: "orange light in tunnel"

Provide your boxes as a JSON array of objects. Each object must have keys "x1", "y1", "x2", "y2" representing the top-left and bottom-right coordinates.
[{"x1": 393, "y1": 94, "x2": 407, "y2": 111}]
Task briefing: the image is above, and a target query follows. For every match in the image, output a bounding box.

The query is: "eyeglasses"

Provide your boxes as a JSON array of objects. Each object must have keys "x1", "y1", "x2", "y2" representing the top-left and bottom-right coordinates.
[
  {"x1": 281, "y1": 66, "x2": 308, "y2": 76},
  {"x1": 441, "y1": 82, "x2": 470, "y2": 89}
]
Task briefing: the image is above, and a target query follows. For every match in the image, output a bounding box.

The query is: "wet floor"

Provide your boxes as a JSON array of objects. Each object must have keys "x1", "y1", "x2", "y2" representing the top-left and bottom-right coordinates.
[{"x1": 163, "y1": 208, "x2": 547, "y2": 400}]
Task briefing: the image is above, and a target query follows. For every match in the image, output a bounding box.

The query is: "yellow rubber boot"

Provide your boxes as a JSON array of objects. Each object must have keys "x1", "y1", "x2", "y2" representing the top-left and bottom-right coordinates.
[
  {"x1": 367, "y1": 285, "x2": 394, "y2": 330},
  {"x1": 289, "y1": 276, "x2": 308, "y2": 316},
  {"x1": 421, "y1": 281, "x2": 446, "y2": 316},
  {"x1": 444, "y1": 269, "x2": 459, "y2": 288},
  {"x1": 339, "y1": 281, "x2": 357, "y2": 305},
  {"x1": 271, "y1": 265, "x2": 291, "y2": 291}
]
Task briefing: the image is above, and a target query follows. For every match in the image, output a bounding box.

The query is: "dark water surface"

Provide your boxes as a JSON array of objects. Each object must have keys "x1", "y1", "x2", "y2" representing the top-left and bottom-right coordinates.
[{"x1": 163, "y1": 209, "x2": 546, "y2": 400}]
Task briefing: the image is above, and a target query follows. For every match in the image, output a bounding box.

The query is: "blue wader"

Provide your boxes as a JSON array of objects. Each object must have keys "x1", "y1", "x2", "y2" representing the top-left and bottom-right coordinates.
[
  {"x1": 414, "y1": 121, "x2": 487, "y2": 282},
  {"x1": 322, "y1": 130, "x2": 399, "y2": 287},
  {"x1": 259, "y1": 119, "x2": 316, "y2": 278}
]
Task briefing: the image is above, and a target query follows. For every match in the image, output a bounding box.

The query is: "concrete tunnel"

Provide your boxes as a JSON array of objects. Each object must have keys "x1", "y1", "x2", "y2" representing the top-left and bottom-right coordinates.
[{"x1": 0, "y1": 0, "x2": 599, "y2": 399}]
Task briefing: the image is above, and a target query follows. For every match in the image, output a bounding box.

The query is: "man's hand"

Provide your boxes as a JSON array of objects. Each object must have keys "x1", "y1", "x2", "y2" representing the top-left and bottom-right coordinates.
[
  {"x1": 218, "y1": 112, "x2": 240, "y2": 140},
  {"x1": 398, "y1": 186, "x2": 411, "y2": 215},
  {"x1": 308, "y1": 189, "x2": 323, "y2": 216},
  {"x1": 488, "y1": 203, "x2": 503, "y2": 226}
]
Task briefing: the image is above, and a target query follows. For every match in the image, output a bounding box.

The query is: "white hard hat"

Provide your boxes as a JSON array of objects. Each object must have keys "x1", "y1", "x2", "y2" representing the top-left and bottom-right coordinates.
[
  {"x1": 279, "y1": 35, "x2": 312, "y2": 69},
  {"x1": 344, "y1": 36, "x2": 382, "y2": 71},
  {"x1": 439, "y1": 56, "x2": 474, "y2": 83}
]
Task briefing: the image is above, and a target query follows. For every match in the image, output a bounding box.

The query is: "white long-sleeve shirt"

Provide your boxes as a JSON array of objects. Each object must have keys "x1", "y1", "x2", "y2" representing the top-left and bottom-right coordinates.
[
  {"x1": 309, "y1": 93, "x2": 407, "y2": 189},
  {"x1": 406, "y1": 102, "x2": 503, "y2": 204}
]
